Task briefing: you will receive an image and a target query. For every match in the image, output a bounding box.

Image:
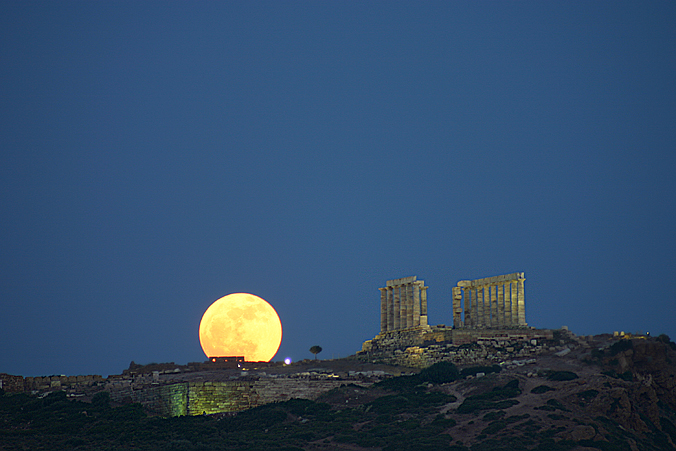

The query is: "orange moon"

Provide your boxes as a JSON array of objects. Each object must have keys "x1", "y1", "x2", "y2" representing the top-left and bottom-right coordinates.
[{"x1": 198, "y1": 293, "x2": 282, "y2": 362}]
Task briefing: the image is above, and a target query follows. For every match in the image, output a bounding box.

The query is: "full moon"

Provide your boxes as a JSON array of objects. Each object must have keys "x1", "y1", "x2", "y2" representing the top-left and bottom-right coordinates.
[{"x1": 199, "y1": 293, "x2": 282, "y2": 362}]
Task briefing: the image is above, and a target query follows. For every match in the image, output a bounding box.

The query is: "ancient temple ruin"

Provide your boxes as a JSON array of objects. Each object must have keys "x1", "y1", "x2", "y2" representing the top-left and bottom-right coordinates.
[
  {"x1": 452, "y1": 272, "x2": 526, "y2": 328},
  {"x1": 362, "y1": 271, "x2": 541, "y2": 365},
  {"x1": 379, "y1": 276, "x2": 429, "y2": 333},
  {"x1": 377, "y1": 272, "x2": 526, "y2": 333}
]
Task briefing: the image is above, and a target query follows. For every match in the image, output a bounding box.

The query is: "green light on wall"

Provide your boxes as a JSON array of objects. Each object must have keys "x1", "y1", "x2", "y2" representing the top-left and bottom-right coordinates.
[{"x1": 164, "y1": 383, "x2": 188, "y2": 417}]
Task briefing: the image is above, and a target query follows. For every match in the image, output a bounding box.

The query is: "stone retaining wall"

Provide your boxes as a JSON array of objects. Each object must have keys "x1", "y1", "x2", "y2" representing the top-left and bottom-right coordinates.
[
  {"x1": 0, "y1": 373, "x2": 24, "y2": 392},
  {"x1": 108, "y1": 378, "x2": 355, "y2": 417},
  {"x1": 360, "y1": 327, "x2": 556, "y2": 368},
  {"x1": 109, "y1": 383, "x2": 189, "y2": 416},
  {"x1": 360, "y1": 326, "x2": 454, "y2": 356},
  {"x1": 23, "y1": 374, "x2": 104, "y2": 391}
]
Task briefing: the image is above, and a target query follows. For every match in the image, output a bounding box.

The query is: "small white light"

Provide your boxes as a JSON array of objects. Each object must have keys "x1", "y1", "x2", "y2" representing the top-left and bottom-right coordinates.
[{"x1": 284, "y1": 357, "x2": 292, "y2": 365}]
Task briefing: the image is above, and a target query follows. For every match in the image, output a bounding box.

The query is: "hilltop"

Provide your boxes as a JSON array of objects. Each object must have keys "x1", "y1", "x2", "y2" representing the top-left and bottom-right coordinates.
[{"x1": 1, "y1": 332, "x2": 676, "y2": 450}]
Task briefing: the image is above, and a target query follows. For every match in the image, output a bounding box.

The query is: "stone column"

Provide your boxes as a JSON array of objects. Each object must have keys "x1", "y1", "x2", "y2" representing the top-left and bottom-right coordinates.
[
  {"x1": 452, "y1": 286, "x2": 463, "y2": 328},
  {"x1": 401, "y1": 285, "x2": 406, "y2": 329},
  {"x1": 517, "y1": 277, "x2": 526, "y2": 325},
  {"x1": 502, "y1": 283, "x2": 509, "y2": 325},
  {"x1": 497, "y1": 283, "x2": 505, "y2": 327},
  {"x1": 476, "y1": 287, "x2": 484, "y2": 327},
  {"x1": 483, "y1": 286, "x2": 489, "y2": 326},
  {"x1": 505, "y1": 282, "x2": 516, "y2": 326},
  {"x1": 406, "y1": 283, "x2": 414, "y2": 328},
  {"x1": 463, "y1": 287, "x2": 471, "y2": 327},
  {"x1": 470, "y1": 288, "x2": 478, "y2": 328},
  {"x1": 387, "y1": 287, "x2": 394, "y2": 331},
  {"x1": 393, "y1": 286, "x2": 400, "y2": 330},
  {"x1": 420, "y1": 284, "x2": 428, "y2": 326},
  {"x1": 491, "y1": 285, "x2": 498, "y2": 327},
  {"x1": 405, "y1": 284, "x2": 412, "y2": 328},
  {"x1": 398, "y1": 285, "x2": 404, "y2": 329},
  {"x1": 510, "y1": 283, "x2": 517, "y2": 325},
  {"x1": 379, "y1": 287, "x2": 387, "y2": 333},
  {"x1": 413, "y1": 283, "x2": 421, "y2": 327},
  {"x1": 483, "y1": 286, "x2": 490, "y2": 327}
]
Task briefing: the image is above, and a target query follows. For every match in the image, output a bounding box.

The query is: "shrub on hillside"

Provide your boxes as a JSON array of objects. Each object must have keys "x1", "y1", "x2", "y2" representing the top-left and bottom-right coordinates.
[
  {"x1": 602, "y1": 370, "x2": 633, "y2": 381},
  {"x1": 281, "y1": 398, "x2": 330, "y2": 417},
  {"x1": 221, "y1": 404, "x2": 288, "y2": 432},
  {"x1": 419, "y1": 362, "x2": 460, "y2": 384},
  {"x1": 546, "y1": 371, "x2": 578, "y2": 381},
  {"x1": 460, "y1": 365, "x2": 501, "y2": 378},
  {"x1": 577, "y1": 390, "x2": 599, "y2": 401},
  {"x1": 531, "y1": 385, "x2": 555, "y2": 394},
  {"x1": 609, "y1": 339, "x2": 633, "y2": 356},
  {"x1": 91, "y1": 391, "x2": 111, "y2": 411},
  {"x1": 656, "y1": 334, "x2": 676, "y2": 350},
  {"x1": 374, "y1": 374, "x2": 422, "y2": 391},
  {"x1": 456, "y1": 380, "x2": 521, "y2": 414},
  {"x1": 538, "y1": 399, "x2": 570, "y2": 412},
  {"x1": 483, "y1": 410, "x2": 506, "y2": 421},
  {"x1": 369, "y1": 395, "x2": 411, "y2": 415}
]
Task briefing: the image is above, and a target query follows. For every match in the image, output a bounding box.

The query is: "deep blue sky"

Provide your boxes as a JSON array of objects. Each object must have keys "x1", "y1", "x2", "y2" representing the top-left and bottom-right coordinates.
[{"x1": 2, "y1": 2, "x2": 675, "y2": 378}]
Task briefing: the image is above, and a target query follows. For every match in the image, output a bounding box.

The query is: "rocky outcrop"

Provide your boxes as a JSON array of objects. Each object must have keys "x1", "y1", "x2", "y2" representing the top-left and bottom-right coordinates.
[
  {"x1": 361, "y1": 328, "x2": 561, "y2": 368},
  {"x1": 576, "y1": 338, "x2": 676, "y2": 445}
]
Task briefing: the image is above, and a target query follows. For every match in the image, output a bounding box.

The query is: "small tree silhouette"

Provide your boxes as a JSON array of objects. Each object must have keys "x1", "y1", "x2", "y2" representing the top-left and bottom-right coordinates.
[{"x1": 309, "y1": 345, "x2": 323, "y2": 360}]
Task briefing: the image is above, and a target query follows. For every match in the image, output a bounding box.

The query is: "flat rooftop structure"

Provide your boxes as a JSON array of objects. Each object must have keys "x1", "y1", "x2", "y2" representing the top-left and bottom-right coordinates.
[{"x1": 206, "y1": 357, "x2": 245, "y2": 368}]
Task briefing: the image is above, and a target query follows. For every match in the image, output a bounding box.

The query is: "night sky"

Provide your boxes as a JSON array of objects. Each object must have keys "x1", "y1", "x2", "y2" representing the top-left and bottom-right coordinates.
[{"x1": 2, "y1": 2, "x2": 675, "y2": 378}]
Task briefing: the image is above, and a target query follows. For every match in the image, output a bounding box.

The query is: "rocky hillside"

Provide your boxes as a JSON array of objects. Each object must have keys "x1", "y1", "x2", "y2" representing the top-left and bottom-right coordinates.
[{"x1": 1, "y1": 334, "x2": 675, "y2": 451}]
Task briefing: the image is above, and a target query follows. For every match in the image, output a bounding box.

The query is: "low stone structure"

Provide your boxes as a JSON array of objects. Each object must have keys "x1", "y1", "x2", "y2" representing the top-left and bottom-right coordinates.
[
  {"x1": 0, "y1": 373, "x2": 24, "y2": 392},
  {"x1": 108, "y1": 378, "x2": 365, "y2": 416},
  {"x1": 206, "y1": 356, "x2": 245, "y2": 368},
  {"x1": 23, "y1": 374, "x2": 104, "y2": 391},
  {"x1": 360, "y1": 326, "x2": 553, "y2": 367},
  {"x1": 380, "y1": 330, "x2": 554, "y2": 368}
]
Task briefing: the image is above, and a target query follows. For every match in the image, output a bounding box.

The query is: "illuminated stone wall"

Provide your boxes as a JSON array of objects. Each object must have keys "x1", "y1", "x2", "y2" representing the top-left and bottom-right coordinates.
[
  {"x1": 188, "y1": 382, "x2": 254, "y2": 414},
  {"x1": 109, "y1": 378, "x2": 353, "y2": 417},
  {"x1": 109, "y1": 382, "x2": 188, "y2": 416},
  {"x1": 360, "y1": 326, "x2": 454, "y2": 357},
  {"x1": 252, "y1": 379, "x2": 348, "y2": 407}
]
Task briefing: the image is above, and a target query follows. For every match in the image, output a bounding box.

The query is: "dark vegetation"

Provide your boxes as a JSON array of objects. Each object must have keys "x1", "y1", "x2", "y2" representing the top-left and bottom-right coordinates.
[
  {"x1": 530, "y1": 385, "x2": 555, "y2": 394},
  {"x1": 3, "y1": 356, "x2": 676, "y2": 451},
  {"x1": 309, "y1": 346, "x2": 322, "y2": 360},
  {"x1": 536, "y1": 399, "x2": 570, "y2": 413},
  {"x1": 0, "y1": 370, "x2": 458, "y2": 451},
  {"x1": 374, "y1": 361, "x2": 461, "y2": 390},
  {"x1": 656, "y1": 334, "x2": 676, "y2": 350},
  {"x1": 577, "y1": 390, "x2": 599, "y2": 402},
  {"x1": 373, "y1": 362, "x2": 502, "y2": 391},
  {"x1": 456, "y1": 379, "x2": 521, "y2": 414},
  {"x1": 459, "y1": 364, "x2": 502, "y2": 378},
  {"x1": 608, "y1": 339, "x2": 633, "y2": 356},
  {"x1": 602, "y1": 370, "x2": 634, "y2": 381},
  {"x1": 545, "y1": 371, "x2": 578, "y2": 381}
]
